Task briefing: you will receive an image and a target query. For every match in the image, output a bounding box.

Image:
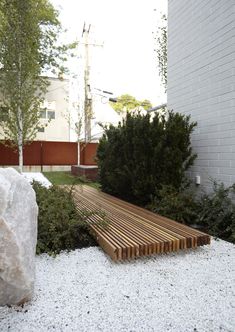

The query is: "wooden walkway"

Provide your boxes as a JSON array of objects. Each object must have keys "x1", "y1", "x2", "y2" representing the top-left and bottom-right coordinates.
[{"x1": 71, "y1": 185, "x2": 211, "y2": 261}]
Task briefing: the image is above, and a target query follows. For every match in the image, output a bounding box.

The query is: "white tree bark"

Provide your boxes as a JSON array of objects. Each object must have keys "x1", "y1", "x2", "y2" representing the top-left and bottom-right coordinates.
[
  {"x1": 17, "y1": 53, "x2": 23, "y2": 173},
  {"x1": 18, "y1": 120, "x2": 23, "y2": 173}
]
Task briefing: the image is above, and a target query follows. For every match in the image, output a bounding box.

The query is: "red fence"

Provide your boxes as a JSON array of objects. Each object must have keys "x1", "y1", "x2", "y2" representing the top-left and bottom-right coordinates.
[
  {"x1": 0, "y1": 141, "x2": 78, "y2": 166},
  {"x1": 0, "y1": 141, "x2": 98, "y2": 166},
  {"x1": 80, "y1": 142, "x2": 98, "y2": 166}
]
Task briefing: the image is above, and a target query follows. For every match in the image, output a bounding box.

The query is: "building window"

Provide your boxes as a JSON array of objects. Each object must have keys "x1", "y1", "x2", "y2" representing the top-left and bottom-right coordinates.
[
  {"x1": 47, "y1": 111, "x2": 55, "y2": 120},
  {"x1": 40, "y1": 110, "x2": 46, "y2": 118},
  {"x1": 38, "y1": 127, "x2": 45, "y2": 133}
]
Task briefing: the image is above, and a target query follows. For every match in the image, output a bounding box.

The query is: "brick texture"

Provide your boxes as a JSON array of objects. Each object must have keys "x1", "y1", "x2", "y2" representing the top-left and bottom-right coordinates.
[{"x1": 168, "y1": 0, "x2": 235, "y2": 190}]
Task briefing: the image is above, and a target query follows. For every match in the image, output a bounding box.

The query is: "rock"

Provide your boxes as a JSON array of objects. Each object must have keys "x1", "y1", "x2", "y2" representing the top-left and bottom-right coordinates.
[{"x1": 0, "y1": 168, "x2": 38, "y2": 306}]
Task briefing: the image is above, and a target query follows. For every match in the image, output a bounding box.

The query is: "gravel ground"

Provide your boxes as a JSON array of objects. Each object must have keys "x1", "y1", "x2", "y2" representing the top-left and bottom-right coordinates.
[{"x1": 0, "y1": 239, "x2": 234, "y2": 332}]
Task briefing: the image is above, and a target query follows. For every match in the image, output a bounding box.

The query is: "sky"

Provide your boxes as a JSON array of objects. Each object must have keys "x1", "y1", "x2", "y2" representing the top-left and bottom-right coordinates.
[{"x1": 51, "y1": 0, "x2": 167, "y2": 106}]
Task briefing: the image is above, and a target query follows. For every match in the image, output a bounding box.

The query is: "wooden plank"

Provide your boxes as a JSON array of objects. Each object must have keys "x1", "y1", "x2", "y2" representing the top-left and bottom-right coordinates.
[
  {"x1": 81, "y1": 187, "x2": 200, "y2": 245},
  {"x1": 75, "y1": 187, "x2": 185, "y2": 251},
  {"x1": 73, "y1": 188, "x2": 163, "y2": 256},
  {"x1": 84, "y1": 186, "x2": 207, "y2": 241},
  {"x1": 68, "y1": 185, "x2": 211, "y2": 261}
]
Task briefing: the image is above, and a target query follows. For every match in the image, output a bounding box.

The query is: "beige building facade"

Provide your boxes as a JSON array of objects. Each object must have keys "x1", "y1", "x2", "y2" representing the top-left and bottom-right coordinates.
[
  {"x1": 36, "y1": 77, "x2": 70, "y2": 142},
  {"x1": 0, "y1": 77, "x2": 70, "y2": 142}
]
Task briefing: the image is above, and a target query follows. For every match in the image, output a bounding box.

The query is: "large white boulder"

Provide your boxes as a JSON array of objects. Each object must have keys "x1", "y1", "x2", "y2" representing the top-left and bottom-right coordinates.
[{"x1": 0, "y1": 168, "x2": 38, "y2": 306}]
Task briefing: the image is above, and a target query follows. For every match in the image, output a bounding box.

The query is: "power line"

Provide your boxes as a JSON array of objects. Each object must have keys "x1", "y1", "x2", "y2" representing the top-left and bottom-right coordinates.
[{"x1": 147, "y1": 103, "x2": 167, "y2": 112}]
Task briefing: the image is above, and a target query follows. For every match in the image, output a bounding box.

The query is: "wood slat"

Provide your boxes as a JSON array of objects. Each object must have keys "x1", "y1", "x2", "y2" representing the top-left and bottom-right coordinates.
[{"x1": 68, "y1": 185, "x2": 211, "y2": 261}]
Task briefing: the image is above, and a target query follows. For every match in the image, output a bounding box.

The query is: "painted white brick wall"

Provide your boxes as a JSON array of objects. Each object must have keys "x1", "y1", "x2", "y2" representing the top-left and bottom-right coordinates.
[{"x1": 168, "y1": 0, "x2": 235, "y2": 190}]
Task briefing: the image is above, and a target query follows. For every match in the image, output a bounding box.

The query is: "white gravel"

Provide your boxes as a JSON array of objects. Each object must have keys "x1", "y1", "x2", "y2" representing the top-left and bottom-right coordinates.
[
  {"x1": 0, "y1": 239, "x2": 234, "y2": 332},
  {"x1": 22, "y1": 172, "x2": 52, "y2": 188}
]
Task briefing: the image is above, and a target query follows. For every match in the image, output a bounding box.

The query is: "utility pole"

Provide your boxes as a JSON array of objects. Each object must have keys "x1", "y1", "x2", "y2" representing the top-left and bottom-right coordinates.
[
  {"x1": 82, "y1": 23, "x2": 92, "y2": 142},
  {"x1": 81, "y1": 23, "x2": 104, "y2": 142}
]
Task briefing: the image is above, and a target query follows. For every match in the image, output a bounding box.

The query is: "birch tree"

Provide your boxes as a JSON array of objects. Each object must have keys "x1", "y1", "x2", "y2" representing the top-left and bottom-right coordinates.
[{"x1": 0, "y1": 0, "x2": 74, "y2": 172}]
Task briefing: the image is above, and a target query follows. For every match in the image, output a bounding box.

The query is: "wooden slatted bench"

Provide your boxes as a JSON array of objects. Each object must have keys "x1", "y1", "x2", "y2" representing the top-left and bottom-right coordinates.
[{"x1": 70, "y1": 185, "x2": 211, "y2": 261}]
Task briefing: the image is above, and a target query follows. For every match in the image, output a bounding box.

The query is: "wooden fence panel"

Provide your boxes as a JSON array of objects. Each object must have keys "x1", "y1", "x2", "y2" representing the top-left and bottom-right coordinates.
[
  {"x1": 24, "y1": 142, "x2": 42, "y2": 165},
  {"x1": 0, "y1": 142, "x2": 18, "y2": 165},
  {"x1": 42, "y1": 141, "x2": 78, "y2": 165}
]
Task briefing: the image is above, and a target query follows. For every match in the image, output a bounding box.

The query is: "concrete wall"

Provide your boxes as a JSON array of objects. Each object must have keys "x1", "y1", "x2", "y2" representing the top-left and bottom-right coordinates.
[
  {"x1": 168, "y1": 0, "x2": 235, "y2": 190},
  {"x1": 0, "y1": 165, "x2": 71, "y2": 172}
]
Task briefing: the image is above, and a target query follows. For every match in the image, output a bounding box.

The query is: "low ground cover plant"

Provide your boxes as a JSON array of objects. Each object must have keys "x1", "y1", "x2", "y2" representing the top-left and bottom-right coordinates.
[
  {"x1": 33, "y1": 181, "x2": 97, "y2": 255},
  {"x1": 149, "y1": 181, "x2": 235, "y2": 244},
  {"x1": 197, "y1": 182, "x2": 235, "y2": 243}
]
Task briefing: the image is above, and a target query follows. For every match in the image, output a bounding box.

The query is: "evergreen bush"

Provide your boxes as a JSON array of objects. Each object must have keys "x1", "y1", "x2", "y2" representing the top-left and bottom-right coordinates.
[
  {"x1": 97, "y1": 111, "x2": 197, "y2": 205},
  {"x1": 148, "y1": 185, "x2": 198, "y2": 225}
]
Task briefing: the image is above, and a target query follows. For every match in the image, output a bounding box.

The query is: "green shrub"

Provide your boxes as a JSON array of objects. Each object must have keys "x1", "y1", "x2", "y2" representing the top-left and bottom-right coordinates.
[
  {"x1": 148, "y1": 181, "x2": 235, "y2": 244},
  {"x1": 33, "y1": 181, "x2": 97, "y2": 255},
  {"x1": 197, "y1": 181, "x2": 235, "y2": 243},
  {"x1": 97, "y1": 111, "x2": 197, "y2": 205},
  {"x1": 148, "y1": 185, "x2": 198, "y2": 225}
]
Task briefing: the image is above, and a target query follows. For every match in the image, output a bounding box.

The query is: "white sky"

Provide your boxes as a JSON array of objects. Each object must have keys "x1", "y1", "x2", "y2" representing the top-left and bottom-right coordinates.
[{"x1": 51, "y1": 0, "x2": 167, "y2": 105}]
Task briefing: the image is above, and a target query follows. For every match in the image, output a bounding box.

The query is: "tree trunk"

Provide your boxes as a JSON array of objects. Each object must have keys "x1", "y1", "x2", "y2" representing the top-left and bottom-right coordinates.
[
  {"x1": 18, "y1": 115, "x2": 23, "y2": 173},
  {"x1": 17, "y1": 51, "x2": 23, "y2": 173},
  {"x1": 18, "y1": 140, "x2": 23, "y2": 173}
]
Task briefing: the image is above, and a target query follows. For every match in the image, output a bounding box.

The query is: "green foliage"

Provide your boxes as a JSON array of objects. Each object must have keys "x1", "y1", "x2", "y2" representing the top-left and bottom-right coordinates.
[
  {"x1": 110, "y1": 94, "x2": 152, "y2": 114},
  {"x1": 33, "y1": 181, "x2": 97, "y2": 255},
  {"x1": 154, "y1": 14, "x2": 167, "y2": 91},
  {"x1": 0, "y1": 0, "x2": 75, "y2": 170},
  {"x1": 197, "y1": 182, "x2": 235, "y2": 243},
  {"x1": 148, "y1": 181, "x2": 235, "y2": 244},
  {"x1": 97, "y1": 111, "x2": 197, "y2": 206},
  {"x1": 148, "y1": 185, "x2": 198, "y2": 225}
]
